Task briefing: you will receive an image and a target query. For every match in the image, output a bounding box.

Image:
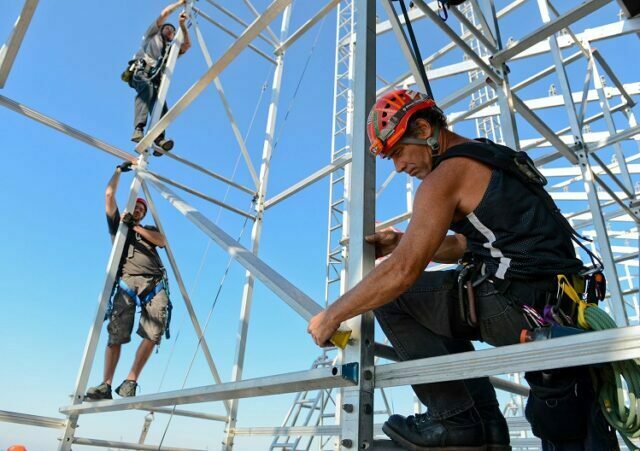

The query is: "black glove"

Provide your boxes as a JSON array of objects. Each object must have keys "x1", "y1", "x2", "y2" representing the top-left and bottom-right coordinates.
[
  {"x1": 122, "y1": 212, "x2": 136, "y2": 227},
  {"x1": 117, "y1": 161, "x2": 133, "y2": 173}
]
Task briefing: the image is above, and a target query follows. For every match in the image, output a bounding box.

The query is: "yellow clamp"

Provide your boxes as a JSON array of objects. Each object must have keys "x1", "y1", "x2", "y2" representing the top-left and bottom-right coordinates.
[
  {"x1": 557, "y1": 274, "x2": 596, "y2": 330},
  {"x1": 330, "y1": 330, "x2": 352, "y2": 349}
]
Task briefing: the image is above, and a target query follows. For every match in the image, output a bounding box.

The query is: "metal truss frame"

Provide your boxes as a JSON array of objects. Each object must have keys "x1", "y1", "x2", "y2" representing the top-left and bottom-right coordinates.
[{"x1": 1, "y1": 0, "x2": 639, "y2": 449}]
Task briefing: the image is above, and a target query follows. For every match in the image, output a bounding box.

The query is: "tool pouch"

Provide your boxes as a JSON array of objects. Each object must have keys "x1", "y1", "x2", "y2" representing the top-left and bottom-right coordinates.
[
  {"x1": 121, "y1": 60, "x2": 136, "y2": 84},
  {"x1": 525, "y1": 370, "x2": 589, "y2": 441}
]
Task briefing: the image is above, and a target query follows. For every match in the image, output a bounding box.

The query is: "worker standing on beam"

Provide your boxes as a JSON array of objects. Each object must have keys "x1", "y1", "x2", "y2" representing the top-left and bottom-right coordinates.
[
  {"x1": 85, "y1": 162, "x2": 171, "y2": 400},
  {"x1": 127, "y1": 0, "x2": 191, "y2": 155},
  {"x1": 308, "y1": 90, "x2": 619, "y2": 450}
]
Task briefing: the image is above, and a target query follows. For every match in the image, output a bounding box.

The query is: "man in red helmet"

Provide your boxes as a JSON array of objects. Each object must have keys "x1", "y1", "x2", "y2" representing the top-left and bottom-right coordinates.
[
  {"x1": 85, "y1": 161, "x2": 170, "y2": 400},
  {"x1": 308, "y1": 90, "x2": 617, "y2": 450}
]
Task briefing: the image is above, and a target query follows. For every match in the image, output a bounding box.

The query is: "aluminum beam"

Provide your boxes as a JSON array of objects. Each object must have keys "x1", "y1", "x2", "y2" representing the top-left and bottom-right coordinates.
[
  {"x1": 193, "y1": 20, "x2": 261, "y2": 189},
  {"x1": 276, "y1": 0, "x2": 341, "y2": 55},
  {"x1": 143, "y1": 407, "x2": 227, "y2": 422},
  {"x1": 264, "y1": 155, "x2": 352, "y2": 209},
  {"x1": 144, "y1": 170, "x2": 256, "y2": 220},
  {"x1": 0, "y1": 410, "x2": 64, "y2": 429},
  {"x1": 0, "y1": 0, "x2": 39, "y2": 87},
  {"x1": 60, "y1": 365, "x2": 357, "y2": 415},
  {"x1": 135, "y1": 0, "x2": 292, "y2": 152},
  {"x1": 0, "y1": 94, "x2": 134, "y2": 161},
  {"x1": 203, "y1": 0, "x2": 277, "y2": 47},
  {"x1": 339, "y1": 1, "x2": 377, "y2": 449},
  {"x1": 72, "y1": 437, "x2": 205, "y2": 451},
  {"x1": 491, "y1": 0, "x2": 610, "y2": 66},
  {"x1": 141, "y1": 182, "x2": 231, "y2": 414},
  {"x1": 141, "y1": 172, "x2": 327, "y2": 322},
  {"x1": 375, "y1": 326, "x2": 640, "y2": 388},
  {"x1": 194, "y1": 7, "x2": 277, "y2": 64}
]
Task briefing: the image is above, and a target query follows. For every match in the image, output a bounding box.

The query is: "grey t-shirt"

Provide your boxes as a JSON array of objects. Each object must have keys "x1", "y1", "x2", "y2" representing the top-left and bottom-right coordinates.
[
  {"x1": 133, "y1": 21, "x2": 170, "y2": 68},
  {"x1": 107, "y1": 208, "x2": 164, "y2": 277}
]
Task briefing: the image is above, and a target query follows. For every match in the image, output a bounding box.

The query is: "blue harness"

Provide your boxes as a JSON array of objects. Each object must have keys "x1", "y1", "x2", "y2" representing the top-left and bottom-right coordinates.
[{"x1": 105, "y1": 277, "x2": 172, "y2": 339}]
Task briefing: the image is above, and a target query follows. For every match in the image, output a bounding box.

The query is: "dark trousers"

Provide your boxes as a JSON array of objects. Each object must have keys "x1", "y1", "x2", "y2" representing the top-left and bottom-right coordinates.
[
  {"x1": 130, "y1": 70, "x2": 168, "y2": 139},
  {"x1": 374, "y1": 270, "x2": 619, "y2": 449}
]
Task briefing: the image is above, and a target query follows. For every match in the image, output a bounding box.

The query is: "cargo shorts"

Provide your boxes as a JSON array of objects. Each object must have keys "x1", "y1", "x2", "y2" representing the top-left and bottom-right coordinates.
[{"x1": 107, "y1": 274, "x2": 169, "y2": 346}]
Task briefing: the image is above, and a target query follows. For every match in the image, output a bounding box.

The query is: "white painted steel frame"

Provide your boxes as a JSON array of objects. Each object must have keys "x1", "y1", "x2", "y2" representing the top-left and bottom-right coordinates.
[{"x1": 0, "y1": 0, "x2": 39, "y2": 87}]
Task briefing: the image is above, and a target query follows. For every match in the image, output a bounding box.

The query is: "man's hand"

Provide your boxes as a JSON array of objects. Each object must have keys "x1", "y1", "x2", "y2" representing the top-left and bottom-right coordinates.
[
  {"x1": 122, "y1": 212, "x2": 136, "y2": 228},
  {"x1": 179, "y1": 11, "x2": 188, "y2": 27},
  {"x1": 307, "y1": 311, "x2": 340, "y2": 347},
  {"x1": 365, "y1": 228, "x2": 403, "y2": 258},
  {"x1": 117, "y1": 161, "x2": 134, "y2": 173}
]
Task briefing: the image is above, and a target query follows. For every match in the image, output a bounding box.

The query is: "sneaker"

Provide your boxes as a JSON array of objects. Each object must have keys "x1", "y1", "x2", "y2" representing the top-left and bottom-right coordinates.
[
  {"x1": 131, "y1": 128, "x2": 144, "y2": 143},
  {"x1": 84, "y1": 382, "x2": 112, "y2": 401},
  {"x1": 115, "y1": 379, "x2": 138, "y2": 397},
  {"x1": 153, "y1": 137, "x2": 174, "y2": 155},
  {"x1": 382, "y1": 408, "x2": 485, "y2": 450}
]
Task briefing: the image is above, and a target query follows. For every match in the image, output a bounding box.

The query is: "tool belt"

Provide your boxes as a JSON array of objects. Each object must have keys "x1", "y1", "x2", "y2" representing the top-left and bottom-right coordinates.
[{"x1": 457, "y1": 260, "x2": 604, "y2": 330}]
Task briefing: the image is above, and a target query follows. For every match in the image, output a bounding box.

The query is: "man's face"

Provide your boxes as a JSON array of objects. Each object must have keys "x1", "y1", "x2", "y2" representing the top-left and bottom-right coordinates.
[
  {"x1": 389, "y1": 143, "x2": 432, "y2": 180},
  {"x1": 162, "y1": 25, "x2": 176, "y2": 41},
  {"x1": 133, "y1": 202, "x2": 147, "y2": 222}
]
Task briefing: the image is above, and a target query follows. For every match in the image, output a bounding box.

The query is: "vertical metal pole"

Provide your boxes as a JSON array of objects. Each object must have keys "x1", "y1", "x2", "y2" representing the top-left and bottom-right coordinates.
[
  {"x1": 480, "y1": 0, "x2": 519, "y2": 148},
  {"x1": 338, "y1": 0, "x2": 376, "y2": 450},
  {"x1": 57, "y1": 8, "x2": 189, "y2": 449},
  {"x1": 536, "y1": 0, "x2": 628, "y2": 326},
  {"x1": 140, "y1": 181, "x2": 231, "y2": 414},
  {"x1": 138, "y1": 412, "x2": 155, "y2": 445},
  {"x1": 588, "y1": 43, "x2": 634, "y2": 192},
  {"x1": 222, "y1": 6, "x2": 292, "y2": 450}
]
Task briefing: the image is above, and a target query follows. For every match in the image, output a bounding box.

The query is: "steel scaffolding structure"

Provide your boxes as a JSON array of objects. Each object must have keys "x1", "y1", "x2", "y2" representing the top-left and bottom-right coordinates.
[{"x1": 1, "y1": 0, "x2": 640, "y2": 450}]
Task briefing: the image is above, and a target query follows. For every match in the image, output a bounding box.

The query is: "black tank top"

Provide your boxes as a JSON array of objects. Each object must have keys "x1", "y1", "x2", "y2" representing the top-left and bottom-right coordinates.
[{"x1": 447, "y1": 142, "x2": 583, "y2": 280}]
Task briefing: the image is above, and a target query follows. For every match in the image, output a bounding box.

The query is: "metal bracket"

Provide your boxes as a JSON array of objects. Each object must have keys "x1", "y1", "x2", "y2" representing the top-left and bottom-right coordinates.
[{"x1": 339, "y1": 362, "x2": 360, "y2": 385}]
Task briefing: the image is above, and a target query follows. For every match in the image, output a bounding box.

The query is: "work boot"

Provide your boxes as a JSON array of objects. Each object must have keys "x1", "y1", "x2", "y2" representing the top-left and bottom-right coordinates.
[
  {"x1": 131, "y1": 127, "x2": 144, "y2": 143},
  {"x1": 84, "y1": 382, "x2": 112, "y2": 401},
  {"x1": 382, "y1": 408, "x2": 485, "y2": 450},
  {"x1": 153, "y1": 136, "x2": 174, "y2": 156},
  {"x1": 482, "y1": 416, "x2": 511, "y2": 451},
  {"x1": 115, "y1": 379, "x2": 138, "y2": 397}
]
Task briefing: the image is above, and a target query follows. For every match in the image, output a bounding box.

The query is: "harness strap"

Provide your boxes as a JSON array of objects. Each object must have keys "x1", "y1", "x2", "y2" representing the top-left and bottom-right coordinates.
[{"x1": 118, "y1": 278, "x2": 165, "y2": 307}]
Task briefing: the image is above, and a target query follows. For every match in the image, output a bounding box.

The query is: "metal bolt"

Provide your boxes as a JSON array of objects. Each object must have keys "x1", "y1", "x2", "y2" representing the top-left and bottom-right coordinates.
[
  {"x1": 364, "y1": 403, "x2": 373, "y2": 415},
  {"x1": 363, "y1": 369, "x2": 373, "y2": 380},
  {"x1": 360, "y1": 440, "x2": 370, "y2": 449},
  {"x1": 341, "y1": 438, "x2": 353, "y2": 448},
  {"x1": 342, "y1": 403, "x2": 354, "y2": 413}
]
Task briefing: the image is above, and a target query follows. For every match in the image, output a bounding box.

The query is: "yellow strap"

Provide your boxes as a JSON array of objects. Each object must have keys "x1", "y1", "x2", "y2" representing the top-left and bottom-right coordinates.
[{"x1": 557, "y1": 274, "x2": 596, "y2": 329}]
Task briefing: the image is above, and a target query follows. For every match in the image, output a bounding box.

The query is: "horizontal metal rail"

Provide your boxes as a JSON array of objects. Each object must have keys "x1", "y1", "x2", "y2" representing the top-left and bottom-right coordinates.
[
  {"x1": 376, "y1": 326, "x2": 640, "y2": 389},
  {"x1": 0, "y1": 409, "x2": 65, "y2": 429},
  {"x1": 264, "y1": 155, "x2": 352, "y2": 209},
  {"x1": 142, "y1": 407, "x2": 227, "y2": 422},
  {"x1": 72, "y1": 437, "x2": 205, "y2": 451},
  {"x1": 60, "y1": 365, "x2": 357, "y2": 415}
]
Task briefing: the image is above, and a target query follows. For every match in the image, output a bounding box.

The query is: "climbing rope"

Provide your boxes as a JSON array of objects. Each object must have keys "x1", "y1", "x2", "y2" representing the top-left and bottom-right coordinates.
[{"x1": 558, "y1": 275, "x2": 640, "y2": 449}]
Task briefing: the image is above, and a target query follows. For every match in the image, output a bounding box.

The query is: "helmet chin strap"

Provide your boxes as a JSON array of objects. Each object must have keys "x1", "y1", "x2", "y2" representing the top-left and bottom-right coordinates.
[{"x1": 398, "y1": 123, "x2": 441, "y2": 155}]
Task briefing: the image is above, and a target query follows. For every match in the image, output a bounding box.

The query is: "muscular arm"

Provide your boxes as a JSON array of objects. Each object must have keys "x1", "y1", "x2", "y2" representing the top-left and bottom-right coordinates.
[
  {"x1": 133, "y1": 226, "x2": 167, "y2": 247},
  {"x1": 322, "y1": 161, "x2": 463, "y2": 327},
  {"x1": 179, "y1": 15, "x2": 191, "y2": 55},
  {"x1": 156, "y1": 0, "x2": 184, "y2": 28},
  {"x1": 105, "y1": 168, "x2": 121, "y2": 217}
]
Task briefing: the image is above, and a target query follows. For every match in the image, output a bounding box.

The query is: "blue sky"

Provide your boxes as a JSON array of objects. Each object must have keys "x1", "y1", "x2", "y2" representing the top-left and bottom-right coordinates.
[{"x1": 1, "y1": 1, "x2": 638, "y2": 450}]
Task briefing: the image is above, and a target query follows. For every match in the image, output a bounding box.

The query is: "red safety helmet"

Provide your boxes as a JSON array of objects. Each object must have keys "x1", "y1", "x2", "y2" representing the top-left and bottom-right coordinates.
[
  {"x1": 367, "y1": 89, "x2": 438, "y2": 158},
  {"x1": 136, "y1": 197, "x2": 148, "y2": 212}
]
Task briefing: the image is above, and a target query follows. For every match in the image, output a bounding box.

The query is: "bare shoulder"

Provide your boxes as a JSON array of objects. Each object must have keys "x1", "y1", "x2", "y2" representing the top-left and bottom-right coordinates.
[{"x1": 430, "y1": 157, "x2": 493, "y2": 218}]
